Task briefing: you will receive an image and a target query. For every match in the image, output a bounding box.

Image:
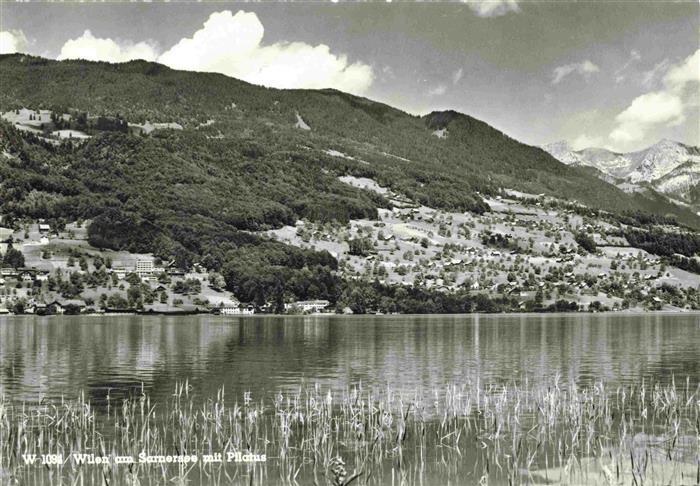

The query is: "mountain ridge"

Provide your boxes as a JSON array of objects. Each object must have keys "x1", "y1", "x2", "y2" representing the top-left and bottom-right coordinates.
[
  {"x1": 2, "y1": 54, "x2": 698, "y2": 227},
  {"x1": 543, "y1": 139, "x2": 700, "y2": 211},
  {"x1": 1, "y1": 53, "x2": 699, "y2": 228}
]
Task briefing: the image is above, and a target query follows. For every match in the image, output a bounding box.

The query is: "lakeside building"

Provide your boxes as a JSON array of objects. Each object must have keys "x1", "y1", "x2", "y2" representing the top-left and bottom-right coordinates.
[
  {"x1": 220, "y1": 304, "x2": 255, "y2": 315},
  {"x1": 285, "y1": 300, "x2": 330, "y2": 313},
  {"x1": 32, "y1": 299, "x2": 87, "y2": 315}
]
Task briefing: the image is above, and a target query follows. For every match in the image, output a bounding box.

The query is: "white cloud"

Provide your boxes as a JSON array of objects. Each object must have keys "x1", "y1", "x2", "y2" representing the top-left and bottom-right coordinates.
[
  {"x1": 664, "y1": 48, "x2": 700, "y2": 92},
  {"x1": 381, "y1": 65, "x2": 396, "y2": 80},
  {"x1": 614, "y1": 49, "x2": 641, "y2": 84},
  {"x1": 641, "y1": 59, "x2": 670, "y2": 88},
  {"x1": 610, "y1": 91, "x2": 684, "y2": 144},
  {"x1": 425, "y1": 68, "x2": 462, "y2": 98},
  {"x1": 157, "y1": 10, "x2": 374, "y2": 95},
  {"x1": 52, "y1": 11, "x2": 373, "y2": 95},
  {"x1": 452, "y1": 67, "x2": 464, "y2": 85},
  {"x1": 609, "y1": 49, "x2": 699, "y2": 148},
  {"x1": 57, "y1": 30, "x2": 158, "y2": 62},
  {"x1": 552, "y1": 60, "x2": 600, "y2": 85},
  {"x1": 427, "y1": 84, "x2": 447, "y2": 97},
  {"x1": 571, "y1": 134, "x2": 604, "y2": 151},
  {"x1": 0, "y1": 30, "x2": 28, "y2": 55},
  {"x1": 464, "y1": 0, "x2": 520, "y2": 17}
]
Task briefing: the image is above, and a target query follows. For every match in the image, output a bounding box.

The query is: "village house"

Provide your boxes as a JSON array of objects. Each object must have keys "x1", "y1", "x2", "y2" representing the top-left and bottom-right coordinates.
[
  {"x1": 184, "y1": 271, "x2": 207, "y2": 282},
  {"x1": 61, "y1": 299, "x2": 87, "y2": 313},
  {"x1": 168, "y1": 268, "x2": 185, "y2": 277},
  {"x1": 33, "y1": 299, "x2": 87, "y2": 315},
  {"x1": 32, "y1": 302, "x2": 51, "y2": 314},
  {"x1": 112, "y1": 266, "x2": 127, "y2": 279}
]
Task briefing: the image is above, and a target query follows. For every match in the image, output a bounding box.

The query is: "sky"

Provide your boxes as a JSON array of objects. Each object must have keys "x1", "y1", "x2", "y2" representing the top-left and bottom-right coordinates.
[{"x1": 1, "y1": 1, "x2": 698, "y2": 152}]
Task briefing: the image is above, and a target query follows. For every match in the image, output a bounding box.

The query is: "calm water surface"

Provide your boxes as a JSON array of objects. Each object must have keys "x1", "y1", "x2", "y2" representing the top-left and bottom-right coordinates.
[{"x1": 1, "y1": 313, "x2": 699, "y2": 406}]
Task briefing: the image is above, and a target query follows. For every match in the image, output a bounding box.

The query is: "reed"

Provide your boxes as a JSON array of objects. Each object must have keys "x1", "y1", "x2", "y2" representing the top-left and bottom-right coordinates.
[{"x1": 1, "y1": 379, "x2": 698, "y2": 485}]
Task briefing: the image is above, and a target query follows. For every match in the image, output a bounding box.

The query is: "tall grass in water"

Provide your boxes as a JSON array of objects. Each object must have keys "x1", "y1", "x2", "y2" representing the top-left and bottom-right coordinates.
[{"x1": 1, "y1": 379, "x2": 698, "y2": 485}]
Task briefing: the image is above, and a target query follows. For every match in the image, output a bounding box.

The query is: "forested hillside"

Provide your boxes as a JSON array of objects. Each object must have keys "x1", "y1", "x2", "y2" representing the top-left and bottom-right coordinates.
[
  {"x1": 4, "y1": 55, "x2": 697, "y2": 219},
  {"x1": 1, "y1": 54, "x2": 698, "y2": 308}
]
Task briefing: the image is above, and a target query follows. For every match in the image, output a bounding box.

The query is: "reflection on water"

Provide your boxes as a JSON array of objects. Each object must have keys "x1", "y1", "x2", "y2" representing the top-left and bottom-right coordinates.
[{"x1": 1, "y1": 313, "x2": 699, "y2": 406}]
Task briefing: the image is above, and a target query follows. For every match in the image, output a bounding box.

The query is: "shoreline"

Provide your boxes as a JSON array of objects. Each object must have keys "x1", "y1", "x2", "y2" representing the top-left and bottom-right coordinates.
[{"x1": 1, "y1": 309, "x2": 698, "y2": 319}]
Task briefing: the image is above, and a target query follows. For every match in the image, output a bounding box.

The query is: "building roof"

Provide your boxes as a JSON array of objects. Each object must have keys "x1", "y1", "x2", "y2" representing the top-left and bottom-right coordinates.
[{"x1": 52, "y1": 299, "x2": 87, "y2": 307}]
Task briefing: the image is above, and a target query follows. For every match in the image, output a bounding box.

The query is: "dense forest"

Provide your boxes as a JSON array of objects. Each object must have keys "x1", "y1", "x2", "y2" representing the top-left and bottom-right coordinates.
[
  {"x1": 622, "y1": 228, "x2": 700, "y2": 258},
  {"x1": 1, "y1": 54, "x2": 699, "y2": 308}
]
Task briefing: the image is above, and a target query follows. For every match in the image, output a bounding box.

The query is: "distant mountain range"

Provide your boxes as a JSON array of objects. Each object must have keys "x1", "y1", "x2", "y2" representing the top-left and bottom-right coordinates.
[{"x1": 542, "y1": 139, "x2": 700, "y2": 211}]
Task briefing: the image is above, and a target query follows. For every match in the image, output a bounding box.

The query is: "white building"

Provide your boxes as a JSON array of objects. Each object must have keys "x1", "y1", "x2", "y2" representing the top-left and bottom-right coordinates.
[
  {"x1": 220, "y1": 304, "x2": 254, "y2": 315},
  {"x1": 285, "y1": 300, "x2": 330, "y2": 313},
  {"x1": 135, "y1": 259, "x2": 154, "y2": 277}
]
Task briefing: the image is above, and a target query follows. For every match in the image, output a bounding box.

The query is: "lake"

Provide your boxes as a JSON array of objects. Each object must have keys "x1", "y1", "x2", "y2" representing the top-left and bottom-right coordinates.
[
  {"x1": 1, "y1": 313, "x2": 699, "y2": 485},
  {"x1": 1, "y1": 313, "x2": 699, "y2": 405}
]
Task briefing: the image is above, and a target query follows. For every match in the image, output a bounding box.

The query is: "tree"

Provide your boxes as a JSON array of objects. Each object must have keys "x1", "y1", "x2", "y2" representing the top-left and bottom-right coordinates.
[
  {"x1": 208, "y1": 272, "x2": 225, "y2": 289},
  {"x1": 273, "y1": 277, "x2": 285, "y2": 314},
  {"x1": 107, "y1": 293, "x2": 129, "y2": 309},
  {"x1": 125, "y1": 273, "x2": 141, "y2": 286},
  {"x1": 127, "y1": 285, "x2": 143, "y2": 309},
  {"x1": 93, "y1": 256, "x2": 104, "y2": 270},
  {"x1": 575, "y1": 232, "x2": 597, "y2": 253},
  {"x1": 2, "y1": 245, "x2": 25, "y2": 269},
  {"x1": 12, "y1": 300, "x2": 26, "y2": 314},
  {"x1": 64, "y1": 303, "x2": 82, "y2": 315},
  {"x1": 348, "y1": 237, "x2": 374, "y2": 256}
]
